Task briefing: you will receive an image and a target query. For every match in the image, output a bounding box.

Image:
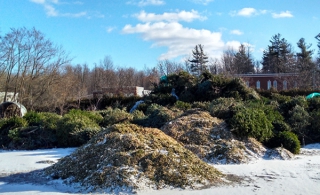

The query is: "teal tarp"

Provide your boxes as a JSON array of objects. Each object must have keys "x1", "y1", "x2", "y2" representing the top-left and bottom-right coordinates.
[
  {"x1": 306, "y1": 93, "x2": 320, "y2": 99},
  {"x1": 160, "y1": 75, "x2": 167, "y2": 82}
]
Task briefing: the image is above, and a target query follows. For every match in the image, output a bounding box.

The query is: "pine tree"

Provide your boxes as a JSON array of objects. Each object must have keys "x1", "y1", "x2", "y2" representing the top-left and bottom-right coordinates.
[
  {"x1": 232, "y1": 44, "x2": 255, "y2": 74},
  {"x1": 188, "y1": 44, "x2": 208, "y2": 76},
  {"x1": 262, "y1": 34, "x2": 295, "y2": 73},
  {"x1": 296, "y1": 38, "x2": 314, "y2": 72},
  {"x1": 316, "y1": 33, "x2": 320, "y2": 67},
  {"x1": 296, "y1": 38, "x2": 316, "y2": 88}
]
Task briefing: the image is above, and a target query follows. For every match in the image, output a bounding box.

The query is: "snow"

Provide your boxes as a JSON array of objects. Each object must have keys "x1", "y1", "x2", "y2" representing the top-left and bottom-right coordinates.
[{"x1": 1, "y1": 145, "x2": 320, "y2": 195}]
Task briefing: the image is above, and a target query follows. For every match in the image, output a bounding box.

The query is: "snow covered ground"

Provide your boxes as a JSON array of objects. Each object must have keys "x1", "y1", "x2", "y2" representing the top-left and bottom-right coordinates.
[{"x1": 1, "y1": 144, "x2": 320, "y2": 195}]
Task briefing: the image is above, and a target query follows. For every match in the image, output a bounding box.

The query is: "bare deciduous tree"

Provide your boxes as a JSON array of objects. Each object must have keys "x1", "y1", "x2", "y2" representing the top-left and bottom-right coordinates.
[{"x1": 0, "y1": 27, "x2": 70, "y2": 110}]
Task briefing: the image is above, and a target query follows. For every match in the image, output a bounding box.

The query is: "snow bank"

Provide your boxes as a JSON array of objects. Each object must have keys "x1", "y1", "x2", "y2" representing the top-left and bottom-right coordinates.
[{"x1": 1, "y1": 144, "x2": 320, "y2": 195}]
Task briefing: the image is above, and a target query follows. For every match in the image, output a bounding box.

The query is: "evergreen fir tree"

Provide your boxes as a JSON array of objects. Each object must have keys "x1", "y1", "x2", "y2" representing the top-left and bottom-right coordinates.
[{"x1": 189, "y1": 44, "x2": 208, "y2": 76}]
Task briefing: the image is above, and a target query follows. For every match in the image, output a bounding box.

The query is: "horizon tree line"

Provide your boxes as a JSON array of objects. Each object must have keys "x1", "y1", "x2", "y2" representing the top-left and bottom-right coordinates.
[{"x1": 0, "y1": 27, "x2": 320, "y2": 112}]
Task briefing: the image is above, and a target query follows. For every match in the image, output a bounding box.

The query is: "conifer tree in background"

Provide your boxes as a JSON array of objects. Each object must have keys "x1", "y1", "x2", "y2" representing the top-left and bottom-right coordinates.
[
  {"x1": 261, "y1": 33, "x2": 295, "y2": 73},
  {"x1": 316, "y1": 33, "x2": 320, "y2": 67},
  {"x1": 296, "y1": 38, "x2": 314, "y2": 72},
  {"x1": 232, "y1": 44, "x2": 255, "y2": 74},
  {"x1": 296, "y1": 38, "x2": 316, "y2": 88},
  {"x1": 188, "y1": 44, "x2": 208, "y2": 76}
]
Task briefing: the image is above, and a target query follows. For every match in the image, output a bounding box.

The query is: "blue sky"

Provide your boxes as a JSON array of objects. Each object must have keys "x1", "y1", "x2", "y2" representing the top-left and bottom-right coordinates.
[{"x1": 0, "y1": 0, "x2": 319, "y2": 70}]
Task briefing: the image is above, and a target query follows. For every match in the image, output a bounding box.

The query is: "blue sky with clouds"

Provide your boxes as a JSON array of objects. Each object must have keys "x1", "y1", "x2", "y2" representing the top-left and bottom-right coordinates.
[{"x1": 0, "y1": 0, "x2": 319, "y2": 70}]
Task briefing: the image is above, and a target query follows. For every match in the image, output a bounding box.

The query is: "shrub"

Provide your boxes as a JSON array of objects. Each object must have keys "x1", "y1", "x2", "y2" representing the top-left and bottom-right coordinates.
[
  {"x1": 223, "y1": 78, "x2": 260, "y2": 100},
  {"x1": 23, "y1": 111, "x2": 61, "y2": 130},
  {"x1": 267, "y1": 131, "x2": 300, "y2": 154},
  {"x1": 71, "y1": 109, "x2": 103, "y2": 124},
  {"x1": 229, "y1": 106, "x2": 273, "y2": 142},
  {"x1": 309, "y1": 110, "x2": 320, "y2": 142},
  {"x1": 272, "y1": 120, "x2": 291, "y2": 133},
  {"x1": 23, "y1": 111, "x2": 43, "y2": 126},
  {"x1": 38, "y1": 112, "x2": 61, "y2": 130},
  {"x1": 148, "y1": 93, "x2": 177, "y2": 106},
  {"x1": 191, "y1": 101, "x2": 210, "y2": 111},
  {"x1": 262, "y1": 104, "x2": 284, "y2": 123},
  {"x1": 287, "y1": 105, "x2": 310, "y2": 142},
  {"x1": 5, "y1": 112, "x2": 62, "y2": 149},
  {"x1": 307, "y1": 96, "x2": 320, "y2": 112},
  {"x1": 135, "y1": 104, "x2": 182, "y2": 128},
  {"x1": 0, "y1": 117, "x2": 28, "y2": 147},
  {"x1": 270, "y1": 93, "x2": 291, "y2": 104},
  {"x1": 131, "y1": 110, "x2": 146, "y2": 121},
  {"x1": 280, "y1": 96, "x2": 308, "y2": 119},
  {"x1": 209, "y1": 98, "x2": 241, "y2": 120},
  {"x1": 174, "y1": 101, "x2": 191, "y2": 111},
  {"x1": 100, "y1": 108, "x2": 133, "y2": 127},
  {"x1": 56, "y1": 109, "x2": 101, "y2": 147}
]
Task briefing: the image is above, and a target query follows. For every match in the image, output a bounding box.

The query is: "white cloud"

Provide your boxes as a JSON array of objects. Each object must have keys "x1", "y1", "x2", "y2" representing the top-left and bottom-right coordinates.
[
  {"x1": 126, "y1": 0, "x2": 165, "y2": 6},
  {"x1": 225, "y1": 41, "x2": 255, "y2": 53},
  {"x1": 30, "y1": 0, "x2": 87, "y2": 17},
  {"x1": 122, "y1": 22, "x2": 225, "y2": 60},
  {"x1": 225, "y1": 41, "x2": 241, "y2": 50},
  {"x1": 238, "y1": 8, "x2": 257, "y2": 16},
  {"x1": 190, "y1": 0, "x2": 214, "y2": 5},
  {"x1": 44, "y1": 4, "x2": 58, "y2": 16},
  {"x1": 230, "y1": 8, "x2": 268, "y2": 17},
  {"x1": 230, "y1": 29, "x2": 243, "y2": 35},
  {"x1": 272, "y1": 11, "x2": 293, "y2": 18},
  {"x1": 134, "y1": 10, "x2": 207, "y2": 23},
  {"x1": 106, "y1": 26, "x2": 116, "y2": 33}
]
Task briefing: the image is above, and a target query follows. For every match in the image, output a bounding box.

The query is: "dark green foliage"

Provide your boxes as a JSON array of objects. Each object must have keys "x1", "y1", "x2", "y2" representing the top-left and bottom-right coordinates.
[
  {"x1": 100, "y1": 108, "x2": 133, "y2": 127},
  {"x1": 287, "y1": 105, "x2": 310, "y2": 142},
  {"x1": 23, "y1": 111, "x2": 44, "y2": 126},
  {"x1": 267, "y1": 131, "x2": 300, "y2": 154},
  {"x1": 154, "y1": 71, "x2": 196, "y2": 95},
  {"x1": 223, "y1": 78, "x2": 260, "y2": 100},
  {"x1": 23, "y1": 111, "x2": 61, "y2": 130},
  {"x1": 151, "y1": 72, "x2": 260, "y2": 104},
  {"x1": 209, "y1": 98, "x2": 241, "y2": 120},
  {"x1": 7, "y1": 125, "x2": 56, "y2": 150},
  {"x1": 229, "y1": 106, "x2": 273, "y2": 142},
  {"x1": 133, "y1": 104, "x2": 182, "y2": 128},
  {"x1": 39, "y1": 112, "x2": 62, "y2": 130},
  {"x1": 6, "y1": 112, "x2": 62, "y2": 149},
  {"x1": 147, "y1": 93, "x2": 177, "y2": 106},
  {"x1": 0, "y1": 112, "x2": 61, "y2": 149},
  {"x1": 191, "y1": 101, "x2": 210, "y2": 111},
  {"x1": 179, "y1": 90, "x2": 196, "y2": 102},
  {"x1": 134, "y1": 102, "x2": 149, "y2": 113},
  {"x1": 262, "y1": 104, "x2": 284, "y2": 123},
  {"x1": 242, "y1": 100, "x2": 284, "y2": 124},
  {"x1": 309, "y1": 110, "x2": 320, "y2": 142},
  {"x1": 0, "y1": 117, "x2": 28, "y2": 148},
  {"x1": 97, "y1": 95, "x2": 142, "y2": 110},
  {"x1": 270, "y1": 93, "x2": 291, "y2": 104},
  {"x1": 73, "y1": 109, "x2": 104, "y2": 124},
  {"x1": 307, "y1": 96, "x2": 320, "y2": 112},
  {"x1": 280, "y1": 96, "x2": 308, "y2": 119},
  {"x1": 131, "y1": 110, "x2": 146, "y2": 121},
  {"x1": 56, "y1": 109, "x2": 101, "y2": 147},
  {"x1": 272, "y1": 120, "x2": 291, "y2": 133},
  {"x1": 174, "y1": 101, "x2": 191, "y2": 111}
]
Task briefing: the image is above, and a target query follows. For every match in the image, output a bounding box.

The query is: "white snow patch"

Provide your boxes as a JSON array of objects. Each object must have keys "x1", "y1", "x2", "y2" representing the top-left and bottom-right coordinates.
[{"x1": 1, "y1": 144, "x2": 320, "y2": 194}]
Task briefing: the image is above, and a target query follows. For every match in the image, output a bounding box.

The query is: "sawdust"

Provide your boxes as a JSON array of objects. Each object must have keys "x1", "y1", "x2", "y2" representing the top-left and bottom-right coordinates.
[
  {"x1": 161, "y1": 109, "x2": 268, "y2": 164},
  {"x1": 45, "y1": 124, "x2": 226, "y2": 193}
]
